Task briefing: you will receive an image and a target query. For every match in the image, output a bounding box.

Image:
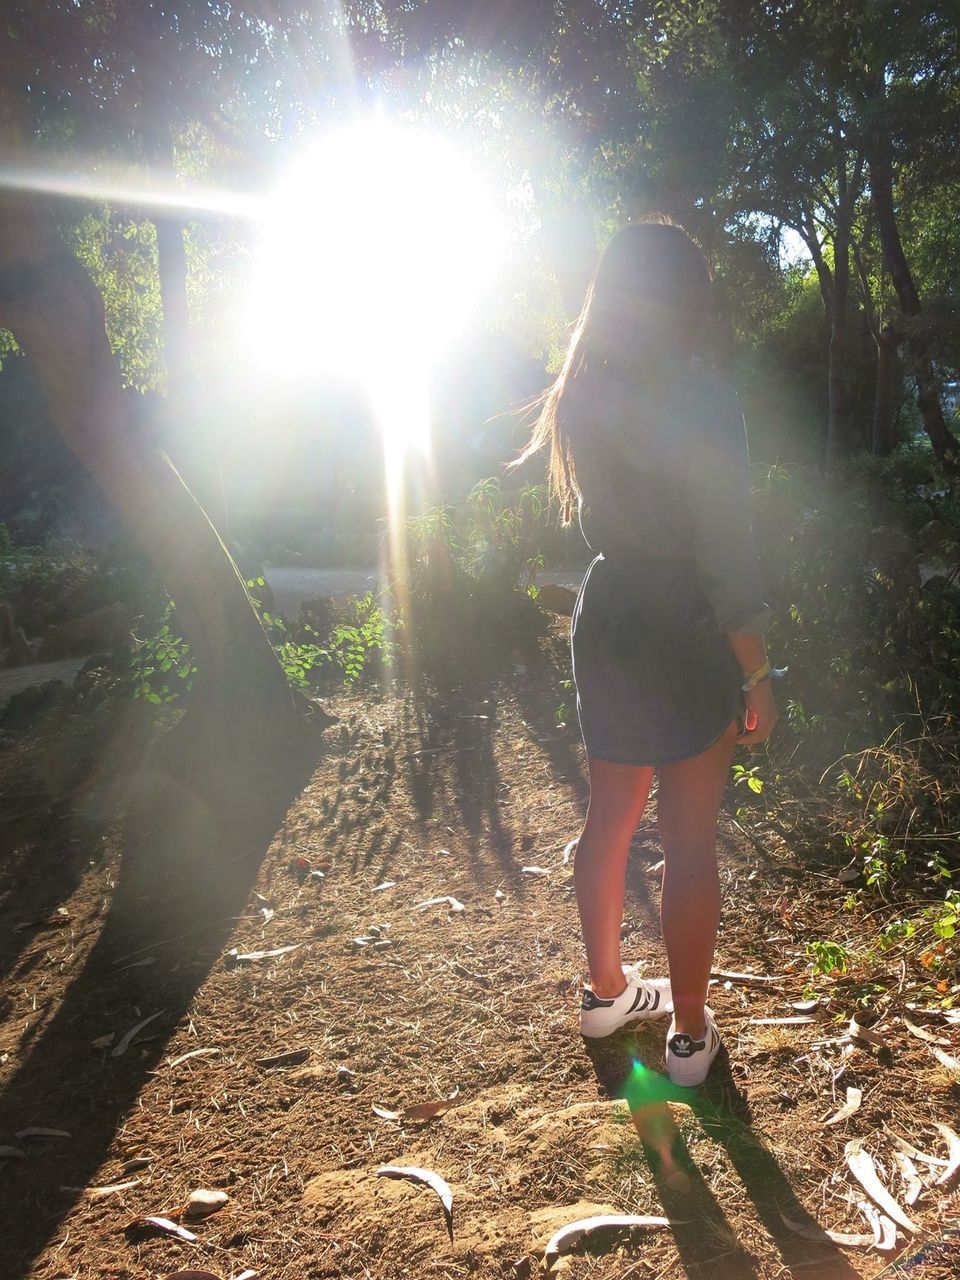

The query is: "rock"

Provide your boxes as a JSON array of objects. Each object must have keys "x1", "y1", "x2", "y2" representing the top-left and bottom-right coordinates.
[
  {"x1": 4, "y1": 626, "x2": 36, "y2": 667},
  {"x1": 868, "y1": 526, "x2": 916, "y2": 568},
  {"x1": 537, "y1": 583, "x2": 578, "y2": 616},
  {"x1": 919, "y1": 519, "x2": 954, "y2": 554},
  {"x1": 36, "y1": 603, "x2": 129, "y2": 661},
  {"x1": 0, "y1": 680, "x2": 73, "y2": 728}
]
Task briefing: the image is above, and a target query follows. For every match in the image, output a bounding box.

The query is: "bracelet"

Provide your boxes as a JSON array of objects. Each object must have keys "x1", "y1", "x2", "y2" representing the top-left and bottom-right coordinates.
[{"x1": 741, "y1": 660, "x2": 770, "y2": 692}]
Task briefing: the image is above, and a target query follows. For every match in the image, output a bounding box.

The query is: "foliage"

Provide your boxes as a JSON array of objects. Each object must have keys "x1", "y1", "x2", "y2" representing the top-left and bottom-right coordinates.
[
  {"x1": 252, "y1": 581, "x2": 394, "y2": 689},
  {"x1": 129, "y1": 599, "x2": 196, "y2": 705}
]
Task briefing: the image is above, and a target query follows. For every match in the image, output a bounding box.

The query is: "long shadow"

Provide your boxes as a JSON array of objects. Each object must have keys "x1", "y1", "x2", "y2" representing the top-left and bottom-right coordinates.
[
  {"x1": 695, "y1": 1072, "x2": 864, "y2": 1280},
  {"x1": 583, "y1": 1034, "x2": 864, "y2": 1280},
  {"x1": 0, "y1": 700, "x2": 149, "y2": 991},
  {"x1": 402, "y1": 677, "x2": 522, "y2": 883},
  {"x1": 0, "y1": 733, "x2": 318, "y2": 1280}
]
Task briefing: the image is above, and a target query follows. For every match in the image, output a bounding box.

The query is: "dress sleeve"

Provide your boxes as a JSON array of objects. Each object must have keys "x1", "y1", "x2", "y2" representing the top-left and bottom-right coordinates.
[{"x1": 684, "y1": 388, "x2": 770, "y2": 634}]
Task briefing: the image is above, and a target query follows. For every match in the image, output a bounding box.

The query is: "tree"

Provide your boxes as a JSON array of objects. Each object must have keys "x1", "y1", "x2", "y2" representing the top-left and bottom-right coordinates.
[{"x1": 0, "y1": 32, "x2": 302, "y2": 761}]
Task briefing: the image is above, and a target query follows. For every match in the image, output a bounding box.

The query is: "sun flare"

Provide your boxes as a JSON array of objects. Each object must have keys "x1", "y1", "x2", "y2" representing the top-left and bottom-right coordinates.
[{"x1": 250, "y1": 117, "x2": 505, "y2": 445}]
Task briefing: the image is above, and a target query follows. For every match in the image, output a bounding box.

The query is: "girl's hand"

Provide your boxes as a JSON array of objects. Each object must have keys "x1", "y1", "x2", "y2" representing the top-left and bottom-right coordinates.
[{"x1": 737, "y1": 680, "x2": 779, "y2": 745}]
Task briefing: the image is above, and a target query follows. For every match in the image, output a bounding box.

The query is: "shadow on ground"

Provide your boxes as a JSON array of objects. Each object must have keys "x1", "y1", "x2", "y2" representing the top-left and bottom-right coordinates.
[
  {"x1": 583, "y1": 1034, "x2": 864, "y2": 1280},
  {"x1": 0, "y1": 729, "x2": 318, "y2": 1280}
]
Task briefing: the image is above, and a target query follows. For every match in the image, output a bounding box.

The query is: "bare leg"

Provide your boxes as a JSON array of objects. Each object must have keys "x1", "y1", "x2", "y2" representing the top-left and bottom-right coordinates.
[
  {"x1": 656, "y1": 720, "x2": 738, "y2": 1037},
  {"x1": 574, "y1": 756, "x2": 655, "y2": 997}
]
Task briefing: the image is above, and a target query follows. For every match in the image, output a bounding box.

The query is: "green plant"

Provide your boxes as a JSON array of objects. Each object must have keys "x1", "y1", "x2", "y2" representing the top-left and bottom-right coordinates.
[
  {"x1": 129, "y1": 599, "x2": 196, "y2": 704},
  {"x1": 266, "y1": 587, "x2": 393, "y2": 688},
  {"x1": 805, "y1": 939, "x2": 850, "y2": 976},
  {"x1": 732, "y1": 763, "x2": 764, "y2": 795}
]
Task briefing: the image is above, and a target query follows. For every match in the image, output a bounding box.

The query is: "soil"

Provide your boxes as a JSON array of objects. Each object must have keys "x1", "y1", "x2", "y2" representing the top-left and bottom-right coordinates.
[{"x1": 1, "y1": 631, "x2": 958, "y2": 1280}]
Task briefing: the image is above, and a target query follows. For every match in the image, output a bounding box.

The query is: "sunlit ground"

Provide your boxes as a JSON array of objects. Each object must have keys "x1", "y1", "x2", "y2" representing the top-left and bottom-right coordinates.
[{"x1": 247, "y1": 117, "x2": 506, "y2": 646}]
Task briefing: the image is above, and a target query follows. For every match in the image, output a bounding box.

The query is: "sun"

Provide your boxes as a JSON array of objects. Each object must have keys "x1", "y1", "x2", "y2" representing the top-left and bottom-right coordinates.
[{"x1": 249, "y1": 116, "x2": 505, "y2": 452}]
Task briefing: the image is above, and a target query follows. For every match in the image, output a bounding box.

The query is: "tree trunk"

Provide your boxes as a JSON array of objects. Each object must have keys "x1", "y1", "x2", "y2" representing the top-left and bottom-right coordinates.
[
  {"x1": 872, "y1": 325, "x2": 899, "y2": 456},
  {"x1": 867, "y1": 130, "x2": 959, "y2": 469},
  {"x1": 799, "y1": 201, "x2": 833, "y2": 315},
  {"x1": 824, "y1": 161, "x2": 850, "y2": 475},
  {"x1": 852, "y1": 237, "x2": 900, "y2": 457},
  {"x1": 0, "y1": 84, "x2": 299, "y2": 757}
]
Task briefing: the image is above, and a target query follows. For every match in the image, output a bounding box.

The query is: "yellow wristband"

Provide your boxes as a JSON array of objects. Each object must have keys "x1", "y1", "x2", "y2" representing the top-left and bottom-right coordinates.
[{"x1": 741, "y1": 660, "x2": 770, "y2": 692}]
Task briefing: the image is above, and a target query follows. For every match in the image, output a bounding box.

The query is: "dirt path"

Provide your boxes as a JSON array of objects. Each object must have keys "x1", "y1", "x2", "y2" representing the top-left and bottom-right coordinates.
[{"x1": 1, "y1": 662, "x2": 957, "y2": 1279}]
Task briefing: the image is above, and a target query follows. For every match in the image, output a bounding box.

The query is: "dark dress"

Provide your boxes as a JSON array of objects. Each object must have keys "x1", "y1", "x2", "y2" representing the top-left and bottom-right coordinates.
[{"x1": 569, "y1": 364, "x2": 769, "y2": 766}]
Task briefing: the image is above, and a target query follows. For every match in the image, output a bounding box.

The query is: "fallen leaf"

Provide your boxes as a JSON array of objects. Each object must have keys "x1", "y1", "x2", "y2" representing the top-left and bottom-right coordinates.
[
  {"x1": 67, "y1": 1179, "x2": 141, "y2": 1200},
  {"x1": 883, "y1": 1125, "x2": 950, "y2": 1169},
  {"x1": 791, "y1": 999, "x2": 820, "y2": 1013},
  {"x1": 184, "y1": 1188, "x2": 229, "y2": 1219},
  {"x1": 823, "y1": 1087, "x2": 862, "y2": 1126},
  {"x1": 521, "y1": 866, "x2": 551, "y2": 876},
  {"x1": 494, "y1": 889, "x2": 505, "y2": 902},
  {"x1": 645, "y1": 859, "x2": 665, "y2": 877},
  {"x1": 414, "y1": 896, "x2": 465, "y2": 912},
  {"x1": 91, "y1": 1032, "x2": 115, "y2": 1050},
  {"x1": 372, "y1": 881, "x2": 397, "y2": 892},
  {"x1": 16, "y1": 1127, "x2": 71, "y2": 1139},
  {"x1": 750, "y1": 1016, "x2": 817, "y2": 1025},
  {"x1": 403, "y1": 1090, "x2": 459, "y2": 1122},
  {"x1": 857, "y1": 1200, "x2": 898, "y2": 1252},
  {"x1": 122, "y1": 1157, "x2": 153, "y2": 1174},
  {"x1": 253, "y1": 1047, "x2": 310, "y2": 1069},
  {"x1": 158, "y1": 1272, "x2": 222, "y2": 1280},
  {"x1": 125, "y1": 1215, "x2": 197, "y2": 1242},
  {"x1": 0, "y1": 1145, "x2": 26, "y2": 1159},
  {"x1": 372, "y1": 1104, "x2": 400, "y2": 1120},
  {"x1": 562, "y1": 838, "x2": 578, "y2": 865},
  {"x1": 931, "y1": 1045, "x2": 960, "y2": 1074},
  {"x1": 167, "y1": 1048, "x2": 222, "y2": 1069},
  {"x1": 838, "y1": 866, "x2": 860, "y2": 883},
  {"x1": 376, "y1": 1165, "x2": 454, "y2": 1239},
  {"x1": 892, "y1": 1151, "x2": 923, "y2": 1206},
  {"x1": 544, "y1": 1214, "x2": 672, "y2": 1267},
  {"x1": 845, "y1": 1139, "x2": 919, "y2": 1233},
  {"x1": 849, "y1": 1017, "x2": 887, "y2": 1050},
  {"x1": 226, "y1": 945, "x2": 300, "y2": 965},
  {"x1": 902, "y1": 1016, "x2": 949, "y2": 1046},
  {"x1": 933, "y1": 1123, "x2": 960, "y2": 1185},
  {"x1": 112, "y1": 1011, "x2": 165, "y2": 1058},
  {"x1": 780, "y1": 1213, "x2": 873, "y2": 1248},
  {"x1": 231, "y1": 1271, "x2": 258, "y2": 1280},
  {"x1": 710, "y1": 970, "x2": 780, "y2": 984}
]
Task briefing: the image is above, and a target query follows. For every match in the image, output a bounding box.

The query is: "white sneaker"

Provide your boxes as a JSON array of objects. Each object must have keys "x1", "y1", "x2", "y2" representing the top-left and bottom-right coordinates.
[
  {"x1": 580, "y1": 967, "x2": 673, "y2": 1039},
  {"x1": 666, "y1": 1009, "x2": 721, "y2": 1086}
]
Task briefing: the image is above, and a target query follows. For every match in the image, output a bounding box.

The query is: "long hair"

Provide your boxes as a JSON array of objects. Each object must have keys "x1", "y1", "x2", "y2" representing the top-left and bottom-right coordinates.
[{"x1": 515, "y1": 218, "x2": 713, "y2": 524}]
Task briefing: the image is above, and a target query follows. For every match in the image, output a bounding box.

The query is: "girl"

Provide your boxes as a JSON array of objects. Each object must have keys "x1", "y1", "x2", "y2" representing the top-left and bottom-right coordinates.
[{"x1": 517, "y1": 220, "x2": 778, "y2": 1086}]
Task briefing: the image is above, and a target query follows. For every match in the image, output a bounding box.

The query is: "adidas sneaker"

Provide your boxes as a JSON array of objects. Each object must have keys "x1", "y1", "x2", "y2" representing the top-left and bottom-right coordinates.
[
  {"x1": 580, "y1": 967, "x2": 673, "y2": 1039},
  {"x1": 665, "y1": 1009, "x2": 721, "y2": 1086}
]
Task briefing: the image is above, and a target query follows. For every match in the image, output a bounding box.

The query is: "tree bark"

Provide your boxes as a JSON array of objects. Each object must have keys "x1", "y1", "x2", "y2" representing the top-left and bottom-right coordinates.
[
  {"x1": 824, "y1": 156, "x2": 850, "y2": 475},
  {"x1": 852, "y1": 238, "x2": 900, "y2": 456},
  {"x1": 872, "y1": 325, "x2": 899, "y2": 456},
  {"x1": 867, "y1": 128, "x2": 959, "y2": 469},
  {"x1": 0, "y1": 81, "x2": 299, "y2": 754}
]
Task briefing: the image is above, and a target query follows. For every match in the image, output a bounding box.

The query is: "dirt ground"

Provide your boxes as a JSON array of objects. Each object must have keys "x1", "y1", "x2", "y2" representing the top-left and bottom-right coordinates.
[{"x1": 1, "y1": 641, "x2": 958, "y2": 1280}]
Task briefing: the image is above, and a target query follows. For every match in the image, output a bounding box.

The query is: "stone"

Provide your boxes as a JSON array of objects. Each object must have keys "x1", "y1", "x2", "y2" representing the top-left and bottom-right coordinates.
[
  {"x1": 537, "y1": 583, "x2": 578, "y2": 616},
  {"x1": 0, "y1": 602, "x2": 13, "y2": 649},
  {"x1": 4, "y1": 626, "x2": 35, "y2": 667},
  {"x1": 868, "y1": 526, "x2": 916, "y2": 568},
  {"x1": 36, "y1": 603, "x2": 129, "y2": 661},
  {"x1": 919, "y1": 519, "x2": 954, "y2": 554}
]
